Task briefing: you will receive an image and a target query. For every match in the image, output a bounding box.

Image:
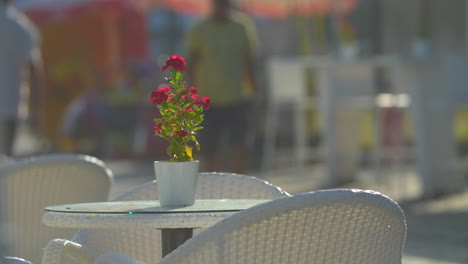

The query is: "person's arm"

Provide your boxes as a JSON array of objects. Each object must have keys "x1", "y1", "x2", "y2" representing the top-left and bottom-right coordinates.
[
  {"x1": 245, "y1": 53, "x2": 255, "y2": 94},
  {"x1": 243, "y1": 14, "x2": 259, "y2": 95},
  {"x1": 27, "y1": 48, "x2": 44, "y2": 133}
]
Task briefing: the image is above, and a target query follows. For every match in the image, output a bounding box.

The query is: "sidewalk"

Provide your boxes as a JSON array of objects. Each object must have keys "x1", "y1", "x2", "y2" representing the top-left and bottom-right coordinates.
[{"x1": 105, "y1": 159, "x2": 468, "y2": 264}]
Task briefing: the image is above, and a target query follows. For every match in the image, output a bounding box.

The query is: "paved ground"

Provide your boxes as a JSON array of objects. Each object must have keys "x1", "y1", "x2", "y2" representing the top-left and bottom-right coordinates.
[{"x1": 105, "y1": 159, "x2": 468, "y2": 264}]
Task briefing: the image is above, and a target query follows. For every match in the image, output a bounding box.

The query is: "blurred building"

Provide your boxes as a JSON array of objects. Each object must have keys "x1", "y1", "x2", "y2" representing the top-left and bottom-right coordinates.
[
  {"x1": 363, "y1": 0, "x2": 467, "y2": 56},
  {"x1": 15, "y1": 0, "x2": 149, "y2": 152}
]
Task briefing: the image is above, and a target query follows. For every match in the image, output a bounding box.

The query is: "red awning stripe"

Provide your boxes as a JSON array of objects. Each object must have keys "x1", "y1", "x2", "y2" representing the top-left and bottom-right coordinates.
[
  {"x1": 20, "y1": 0, "x2": 359, "y2": 20},
  {"x1": 18, "y1": 0, "x2": 142, "y2": 21}
]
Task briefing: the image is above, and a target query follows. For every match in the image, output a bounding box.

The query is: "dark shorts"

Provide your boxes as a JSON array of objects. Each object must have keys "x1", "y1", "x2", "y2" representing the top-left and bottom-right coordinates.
[
  {"x1": 0, "y1": 118, "x2": 17, "y2": 156},
  {"x1": 197, "y1": 102, "x2": 251, "y2": 155}
]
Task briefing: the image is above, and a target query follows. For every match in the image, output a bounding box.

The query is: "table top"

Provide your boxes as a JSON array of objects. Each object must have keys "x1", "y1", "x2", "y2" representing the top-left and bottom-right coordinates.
[
  {"x1": 43, "y1": 199, "x2": 269, "y2": 229},
  {"x1": 45, "y1": 199, "x2": 267, "y2": 214}
]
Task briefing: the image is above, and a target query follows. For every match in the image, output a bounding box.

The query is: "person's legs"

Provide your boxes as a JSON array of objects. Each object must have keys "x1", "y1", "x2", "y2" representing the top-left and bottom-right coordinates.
[
  {"x1": 231, "y1": 146, "x2": 248, "y2": 174},
  {"x1": 0, "y1": 119, "x2": 14, "y2": 258},
  {"x1": 201, "y1": 155, "x2": 222, "y2": 172},
  {"x1": 0, "y1": 118, "x2": 17, "y2": 156},
  {"x1": 226, "y1": 102, "x2": 251, "y2": 174},
  {"x1": 199, "y1": 103, "x2": 252, "y2": 173},
  {"x1": 198, "y1": 106, "x2": 223, "y2": 172}
]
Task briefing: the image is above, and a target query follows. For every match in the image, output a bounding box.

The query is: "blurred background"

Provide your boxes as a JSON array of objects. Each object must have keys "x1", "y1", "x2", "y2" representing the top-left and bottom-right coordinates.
[
  {"x1": 11, "y1": 0, "x2": 468, "y2": 193},
  {"x1": 6, "y1": 0, "x2": 468, "y2": 262}
]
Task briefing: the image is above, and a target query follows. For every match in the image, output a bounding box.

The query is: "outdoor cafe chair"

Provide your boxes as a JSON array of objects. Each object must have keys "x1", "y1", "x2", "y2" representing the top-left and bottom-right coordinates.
[
  {"x1": 42, "y1": 172, "x2": 290, "y2": 264},
  {"x1": 94, "y1": 189, "x2": 407, "y2": 264},
  {"x1": 2, "y1": 256, "x2": 33, "y2": 264},
  {"x1": 0, "y1": 153, "x2": 114, "y2": 264}
]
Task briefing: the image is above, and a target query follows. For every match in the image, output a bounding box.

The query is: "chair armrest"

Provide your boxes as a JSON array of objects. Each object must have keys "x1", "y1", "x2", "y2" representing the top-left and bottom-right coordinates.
[
  {"x1": 93, "y1": 253, "x2": 145, "y2": 264},
  {"x1": 3, "y1": 257, "x2": 32, "y2": 264},
  {"x1": 42, "y1": 239, "x2": 92, "y2": 264}
]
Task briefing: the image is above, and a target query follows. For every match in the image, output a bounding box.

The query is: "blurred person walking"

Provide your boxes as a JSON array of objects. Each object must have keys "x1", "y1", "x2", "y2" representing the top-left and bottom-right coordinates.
[
  {"x1": 0, "y1": 0, "x2": 42, "y2": 156},
  {"x1": 185, "y1": 0, "x2": 258, "y2": 173}
]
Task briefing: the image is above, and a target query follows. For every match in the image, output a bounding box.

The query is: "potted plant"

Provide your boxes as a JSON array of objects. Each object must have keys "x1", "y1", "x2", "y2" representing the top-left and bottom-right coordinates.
[{"x1": 150, "y1": 55, "x2": 210, "y2": 206}]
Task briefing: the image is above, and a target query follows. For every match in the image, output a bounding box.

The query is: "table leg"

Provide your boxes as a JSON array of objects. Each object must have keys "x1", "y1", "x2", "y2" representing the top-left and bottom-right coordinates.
[{"x1": 161, "y1": 228, "x2": 193, "y2": 257}]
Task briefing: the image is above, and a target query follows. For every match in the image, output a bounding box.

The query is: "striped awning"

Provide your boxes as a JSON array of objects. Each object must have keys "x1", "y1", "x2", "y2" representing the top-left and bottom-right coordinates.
[
  {"x1": 159, "y1": 0, "x2": 359, "y2": 17},
  {"x1": 16, "y1": 0, "x2": 358, "y2": 18},
  {"x1": 130, "y1": 0, "x2": 359, "y2": 17}
]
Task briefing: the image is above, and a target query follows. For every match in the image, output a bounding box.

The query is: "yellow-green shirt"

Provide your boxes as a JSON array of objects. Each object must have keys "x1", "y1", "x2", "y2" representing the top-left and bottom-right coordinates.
[{"x1": 185, "y1": 11, "x2": 257, "y2": 106}]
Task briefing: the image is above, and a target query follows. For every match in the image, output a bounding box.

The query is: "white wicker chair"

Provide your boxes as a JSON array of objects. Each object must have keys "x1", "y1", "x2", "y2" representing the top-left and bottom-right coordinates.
[
  {"x1": 43, "y1": 173, "x2": 289, "y2": 264},
  {"x1": 2, "y1": 257, "x2": 33, "y2": 264},
  {"x1": 0, "y1": 154, "x2": 114, "y2": 264},
  {"x1": 94, "y1": 189, "x2": 407, "y2": 264}
]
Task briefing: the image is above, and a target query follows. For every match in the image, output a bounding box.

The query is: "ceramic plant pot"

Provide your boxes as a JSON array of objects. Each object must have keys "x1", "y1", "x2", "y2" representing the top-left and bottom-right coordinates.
[{"x1": 154, "y1": 160, "x2": 199, "y2": 206}]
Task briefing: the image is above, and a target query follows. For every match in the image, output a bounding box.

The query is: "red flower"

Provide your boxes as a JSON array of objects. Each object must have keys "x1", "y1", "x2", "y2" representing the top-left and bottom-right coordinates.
[
  {"x1": 175, "y1": 130, "x2": 188, "y2": 137},
  {"x1": 166, "y1": 94, "x2": 174, "y2": 103},
  {"x1": 150, "y1": 87, "x2": 171, "y2": 105},
  {"x1": 190, "y1": 93, "x2": 198, "y2": 100},
  {"x1": 189, "y1": 87, "x2": 198, "y2": 100},
  {"x1": 154, "y1": 123, "x2": 162, "y2": 134},
  {"x1": 195, "y1": 96, "x2": 211, "y2": 110},
  {"x1": 162, "y1": 55, "x2": 186, "y2": 72},
  {"x1": 202, "y1": 96, "x2": 211, "y2": 110},
  {"x1": 184, "y1": 106, "x2": 193, "y2": 112},
  {"x1": 180, "y1": 87, "x2": 198, "y2": 100}
]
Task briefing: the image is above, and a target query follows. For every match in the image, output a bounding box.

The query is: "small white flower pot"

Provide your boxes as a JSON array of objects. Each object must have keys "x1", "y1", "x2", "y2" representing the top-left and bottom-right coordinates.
[{"x1": 154, "y1": 160, "x2": 199, "y2": 206}]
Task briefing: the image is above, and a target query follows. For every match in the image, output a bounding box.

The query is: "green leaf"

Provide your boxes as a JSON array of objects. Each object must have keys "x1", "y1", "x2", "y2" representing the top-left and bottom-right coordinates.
[
  {"x1": 166, "y1": 146, "x2": 173, "y2": 156},
  {"x1": 185, "y1": 146, "x2": 193, "y2": 160},
  {"x1": 175, "y1": 71, "x2": 182, "y2": 81}
]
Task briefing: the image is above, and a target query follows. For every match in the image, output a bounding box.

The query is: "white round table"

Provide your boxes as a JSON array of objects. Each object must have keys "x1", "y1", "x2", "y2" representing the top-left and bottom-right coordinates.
[{"x1": 43, "y1": 199, "x2": 268, "y2": 256}]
